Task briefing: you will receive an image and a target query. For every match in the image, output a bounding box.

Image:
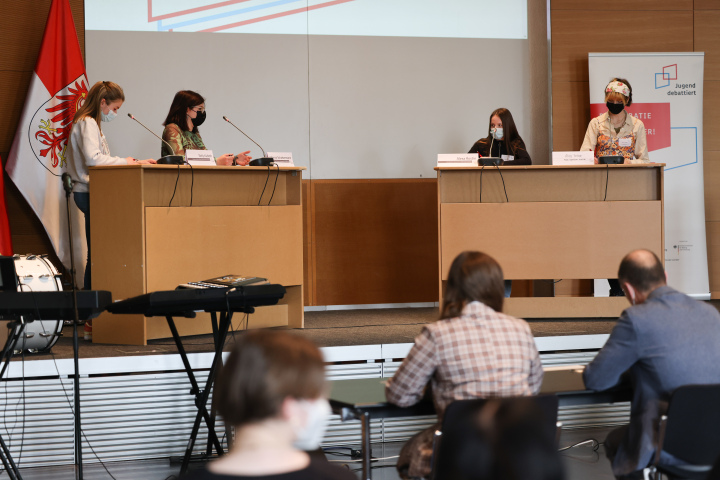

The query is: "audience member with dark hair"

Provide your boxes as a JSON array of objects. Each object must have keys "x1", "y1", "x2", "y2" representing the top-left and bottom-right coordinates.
[
  {"x1": 437, "y1": 398, "x2": 565, "y2": 480},
  {"x1": 584, "y1": 249, "x2": 720, "y2": 479},
  {"x1": 181, "y1": 330, "x2": 355, "y2": 480},
  {"x1": 385, "y1": 251, "x2": 543, "y2": 479}
]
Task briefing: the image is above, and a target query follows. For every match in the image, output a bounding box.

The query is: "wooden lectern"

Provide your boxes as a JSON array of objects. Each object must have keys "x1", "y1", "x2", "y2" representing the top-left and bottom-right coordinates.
[
  {"x1": 89, "y1": 165, "x2": 304, "y2": 345},
  {"x1": 436, "y1": 164, "x2": 664, "y2": 318}
]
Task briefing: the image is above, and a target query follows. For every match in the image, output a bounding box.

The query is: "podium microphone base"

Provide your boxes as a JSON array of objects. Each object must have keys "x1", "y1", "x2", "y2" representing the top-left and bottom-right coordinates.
[
  {"x1": 157, "y1": 155, "x2": 185, "y2": 165},
  {"x1": 249, "y1": 157, "x2": 274, "y2": 167}
]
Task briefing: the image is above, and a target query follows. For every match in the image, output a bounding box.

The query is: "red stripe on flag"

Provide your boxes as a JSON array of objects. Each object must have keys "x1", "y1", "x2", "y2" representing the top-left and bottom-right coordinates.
[
  {"x1": 199, "y1": 0, "x2": 355, "y2": 32},
  {"x1": 0, "y1": 155, "x2": 13, "y2": 256},
  {"x1": 35, "y1": 0, "x2": 85, "y2": 96}
]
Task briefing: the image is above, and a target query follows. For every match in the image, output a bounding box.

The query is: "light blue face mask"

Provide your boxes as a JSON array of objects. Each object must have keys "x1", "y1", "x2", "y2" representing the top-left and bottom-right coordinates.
[
  {"x1": 492, "y1": 127, "x2": 504, "y2": 140},
  {"x1": 101, "y1": 110, "x2": 117, "y2": 122}
]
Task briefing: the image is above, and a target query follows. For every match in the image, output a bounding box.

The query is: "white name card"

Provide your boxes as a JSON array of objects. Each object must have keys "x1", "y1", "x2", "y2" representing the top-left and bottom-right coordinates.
[
  {"x1": 185, "y1": 149, "x2": 215, "y2": 166},
  {"x1": 267, "y1": 152, "x2": 294, "y2": 166},
  {"x1": 551, "y1": 151, "x2": 594, "y2": 165},
  {"x1": 437, "y1": 153, "x2": 478, "y2": 167}
]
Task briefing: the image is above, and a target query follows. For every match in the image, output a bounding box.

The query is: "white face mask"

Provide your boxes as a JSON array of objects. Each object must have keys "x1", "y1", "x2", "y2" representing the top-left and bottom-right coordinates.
[
  {"x1": 291, "y1": 398, "x2": 331, "y2": 451},
  {"x1": 492, "y1": 127, "x2": 504, "y2": 140},
  {"x1": 101, "y1": 109, "x2": 117, "y2": 122}
]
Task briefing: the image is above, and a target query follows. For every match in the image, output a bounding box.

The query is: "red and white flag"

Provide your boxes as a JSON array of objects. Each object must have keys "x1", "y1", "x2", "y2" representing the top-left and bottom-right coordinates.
[
  {"x1": 6, "y1": 0, "x2": 87, "y2": 279},
  {"x1": 0, "y1": 155, "x2": 13, "y2": 256}
]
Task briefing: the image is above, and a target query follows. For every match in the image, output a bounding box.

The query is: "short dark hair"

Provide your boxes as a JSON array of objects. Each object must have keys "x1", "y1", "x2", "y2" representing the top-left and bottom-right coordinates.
[
  {"x1": 617, "y1": 249, "x2": 666, "y2": 293},
  {"x1": 441, "y1": 251, "x2": 505, "y2": 318},
  {"x1": 213, "y1": 330, "x2": 326, "y2": 427},
  {"x1": 163, "y1": 90, "x2": 205, "y2": 134}
]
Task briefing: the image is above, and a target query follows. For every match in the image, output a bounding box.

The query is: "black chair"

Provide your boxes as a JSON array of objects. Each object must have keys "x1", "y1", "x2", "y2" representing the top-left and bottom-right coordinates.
[
  {"x1": 643, "y1": 384, "x2": 720, "y2": 480},
  {"x1": 429, "y1": 395, "x2": 561, "y2": 480}
]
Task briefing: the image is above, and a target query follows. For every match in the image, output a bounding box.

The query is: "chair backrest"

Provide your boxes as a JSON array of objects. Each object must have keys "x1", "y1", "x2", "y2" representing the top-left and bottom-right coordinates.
[
  {"x1": 660, "y1": 384, "x2": 720, "y2": 465},
  {"x1": 431, "y1": 395, "x2": 560, "y2": 480}
]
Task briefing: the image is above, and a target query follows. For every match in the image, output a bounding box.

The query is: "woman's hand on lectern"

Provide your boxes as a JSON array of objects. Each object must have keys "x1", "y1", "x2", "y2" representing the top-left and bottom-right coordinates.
[
  {"x1": 125, "y1": 157, "x2": 157, "y2": 165},
  {"x1": 234, "y1": 151, "x2": 252, "y2": 166},
  {"x1": 216, "y1": 154, "x2": 235, "y2": 165}
]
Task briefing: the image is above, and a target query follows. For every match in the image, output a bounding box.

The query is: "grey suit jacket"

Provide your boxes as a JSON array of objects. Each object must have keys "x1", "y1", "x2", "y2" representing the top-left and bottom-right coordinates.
[{"x1": 583, "y1": 286, "x2": 720, "y2": 476}]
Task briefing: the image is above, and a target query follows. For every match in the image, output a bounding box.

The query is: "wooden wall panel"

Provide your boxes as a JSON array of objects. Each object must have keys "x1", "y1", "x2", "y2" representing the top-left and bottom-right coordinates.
[
  {"x1": 311, "y1": 180, "x2": 438, "y2": 306},
  {"x1": 551, "y1": 81, "x2": 589, "y2": 151},
  {"x1": 695, "y1": 11, "x2": 720, "y2": 81},
  {"x1": 695, "y1": 0, "x2": 720, "y2": 10},
  {"x1": 302, "y1": 180, "x2": 313, "y2": 306},
  {"x1": 551, "y1": 0, "x2": 692, "y2": 10},
  {"x1": 704, "y1": 152, "x2": 720, "y2": 223},
  {"x1": 551, "y1": 11, "x2": 693, "y2": 83},
  {"x1": 707, "y1": 222, "x2": 720, "y2": 298}
]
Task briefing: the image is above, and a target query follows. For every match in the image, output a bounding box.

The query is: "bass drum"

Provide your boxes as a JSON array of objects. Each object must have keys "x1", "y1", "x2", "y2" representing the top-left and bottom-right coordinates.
[{"x1": 11, "y1": 255, "x2": 64, "y2": 353}]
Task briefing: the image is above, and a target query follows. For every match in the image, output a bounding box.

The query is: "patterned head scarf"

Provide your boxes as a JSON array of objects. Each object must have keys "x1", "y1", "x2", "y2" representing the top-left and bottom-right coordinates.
[{"x1": 605, "y1": 81, "x2": 630, "y2": 98}]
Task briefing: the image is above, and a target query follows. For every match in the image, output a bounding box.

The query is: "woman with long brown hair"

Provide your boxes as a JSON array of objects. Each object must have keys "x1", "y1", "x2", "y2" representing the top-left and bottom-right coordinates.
[
  {"x1": 66, "y1": 81, "x2": 155, "y2": 339},
  {"x1": 385, "y1": 251, "x2": 542, "y2": 479},
  {"x1": 468, "y1": 107, "x2": 531, "y2": 165},
  {"x1": 162, "y1": 90, "x2": 251, "y2": 165}
]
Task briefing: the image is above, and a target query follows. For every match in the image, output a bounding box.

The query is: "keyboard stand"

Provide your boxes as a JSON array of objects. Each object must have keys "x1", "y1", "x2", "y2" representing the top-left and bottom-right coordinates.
[
  {"x1": 0, "y1": 320, "x2": 28, "y2": 480},
  {"x1": 165, "y1": 307, "x2": 255, "y2": 476}
]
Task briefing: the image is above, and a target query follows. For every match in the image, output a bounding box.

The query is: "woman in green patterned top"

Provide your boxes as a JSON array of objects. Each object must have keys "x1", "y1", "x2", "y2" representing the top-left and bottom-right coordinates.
[{"x1": 161, "y1": 90, "x2": 251, "y2": 165}]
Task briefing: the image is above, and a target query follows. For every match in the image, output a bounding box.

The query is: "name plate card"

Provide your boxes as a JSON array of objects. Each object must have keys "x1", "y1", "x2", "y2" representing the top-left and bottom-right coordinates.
[
  {"x1": 267, "y1": 152, "x2": 294, "y2": 166},
  {"x1": 437, "y1": 153, "x2": 478, "y2": 167},
  {"x1": 551, "y1": 151, "x2": 594, "y2": 166},
  {"x1": 186, "y1": 149, "x2": 215, "y2": 166}
]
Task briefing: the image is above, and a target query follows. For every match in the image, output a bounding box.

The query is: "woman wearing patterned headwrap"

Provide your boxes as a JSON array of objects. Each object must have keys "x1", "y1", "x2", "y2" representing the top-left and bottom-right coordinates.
[{"x1": 580, "y1": 78, "x2": 649, "y2": 164}]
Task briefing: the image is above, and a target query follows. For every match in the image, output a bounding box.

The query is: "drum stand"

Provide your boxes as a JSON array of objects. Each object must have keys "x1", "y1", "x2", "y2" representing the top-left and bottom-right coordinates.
[
  {"x1": 0, "y1": 319, "x2": 27, "y2": 479},
  {"x1": 62, "y1": 175, "x2": 84, "y2": 479}
]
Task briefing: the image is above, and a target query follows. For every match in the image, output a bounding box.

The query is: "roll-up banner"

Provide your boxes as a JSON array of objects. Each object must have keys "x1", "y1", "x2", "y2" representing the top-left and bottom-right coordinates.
[{"x1": 588, "y1": 52, "x2": 708, "y2": 299}]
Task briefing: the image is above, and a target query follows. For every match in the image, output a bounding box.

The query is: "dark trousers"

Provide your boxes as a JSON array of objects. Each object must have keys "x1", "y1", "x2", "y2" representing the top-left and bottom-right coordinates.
[
  {"x1": 73, "y1": 192, "x2": 90, "y2": 290},
  {"x1": 605, "y1": 426, "x2": 644, "y2": 480}
]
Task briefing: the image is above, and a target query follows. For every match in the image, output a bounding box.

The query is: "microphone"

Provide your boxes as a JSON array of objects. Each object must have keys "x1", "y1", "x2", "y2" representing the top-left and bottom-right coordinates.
[
  {"x1": 127, "y1": 113, "x2": 185, "y2": 165},
  {"x1": 61, "y1": 172, "x2": 74, "y2": 195},
  {"x1": 223, "y1": 116, "x2": 274, "y2": 167}
]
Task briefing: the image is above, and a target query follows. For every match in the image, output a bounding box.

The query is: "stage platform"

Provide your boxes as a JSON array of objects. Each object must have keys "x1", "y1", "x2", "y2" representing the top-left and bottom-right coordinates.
[{"x1": 25, "y1": 306, "x2": 619, "y2": 361}]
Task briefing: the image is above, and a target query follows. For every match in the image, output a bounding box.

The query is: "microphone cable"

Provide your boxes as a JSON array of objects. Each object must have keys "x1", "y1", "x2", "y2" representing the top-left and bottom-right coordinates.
[
  {"x1": 168, "y1": 163, "x2": 181, "y2": 207},
  {"x1": 257, "y1": 166, "x2": 271, "y2": 206},
  {"x1": 604, "y1": 163, "x2": 610, "y2": 201},
  {"x1": 267, "y1": 164, "x2": 281, "y2": 206},
  {"x1": 479, "y1": 163, "x2": 485, "y2": 203},
  {"x1": 494, "y1": 163, "x2": 509, "y2": 202},
  {"x1": 188, "y1": 161, "x2": 194, "y2": 207}
]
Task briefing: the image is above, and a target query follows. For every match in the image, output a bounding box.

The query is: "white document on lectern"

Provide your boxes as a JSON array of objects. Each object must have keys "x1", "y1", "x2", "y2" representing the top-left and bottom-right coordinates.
[
  {"x1": 185, "y1": 149, "x2": 215, "y2": 166},
  {"x1": 437, "y1": 153, "x2": 478, "y2": 167},
  {"x1": 268, "y1": 152, "x2": 294, "y2": 166},
  {"x1": 551, "y1": 151, "x2": 594, "y2": 165}
]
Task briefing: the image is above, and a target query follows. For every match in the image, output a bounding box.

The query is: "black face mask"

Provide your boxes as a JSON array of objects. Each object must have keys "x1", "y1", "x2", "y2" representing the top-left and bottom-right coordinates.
[
  {"x1": 606, "y1": 102, "x2": 624, "y2": 115},
  {"x1": 191, "y1": 110, "x2": 206, "y2": 127}
]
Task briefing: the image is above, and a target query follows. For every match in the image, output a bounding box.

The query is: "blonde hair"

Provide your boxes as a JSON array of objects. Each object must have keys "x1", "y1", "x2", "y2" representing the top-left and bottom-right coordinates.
[{"x1": 73, "y1": 81, "x2": 125, "y2": 131}]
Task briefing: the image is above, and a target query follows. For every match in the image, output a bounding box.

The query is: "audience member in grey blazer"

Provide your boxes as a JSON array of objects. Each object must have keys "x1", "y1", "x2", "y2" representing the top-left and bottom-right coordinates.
[{"x1": 583, "y1": 249, "x2": 720, "y2": 479}]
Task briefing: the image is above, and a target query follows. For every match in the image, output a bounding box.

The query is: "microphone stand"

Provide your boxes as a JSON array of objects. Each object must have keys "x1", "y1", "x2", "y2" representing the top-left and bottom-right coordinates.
[
  {"x1": 62, "y1": 174, "x2": 83, "y2": 479},
  {"x1": 222, "y1": 116, "x2": 274, "y2": 166},
  {"x1": 127, "y1": 113, "x2": 185, "y2": 165}
]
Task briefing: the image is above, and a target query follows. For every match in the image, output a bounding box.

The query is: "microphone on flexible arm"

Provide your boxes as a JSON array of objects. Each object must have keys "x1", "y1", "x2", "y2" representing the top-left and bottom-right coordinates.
[
  {"x1": 223, "y1": 116, "x2": 274, "y2": 166},
  {"x1": 61, "y1": 172, "x2": 74, "y2": 195},
  {"x1": 127, "y1": 113, "x2": 185, "y2": 165}
]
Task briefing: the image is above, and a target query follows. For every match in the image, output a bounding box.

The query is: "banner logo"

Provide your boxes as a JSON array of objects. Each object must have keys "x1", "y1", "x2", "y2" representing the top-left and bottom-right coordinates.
[{"x1": 655, "y1": 64, "x2": 677, "y2": 89}]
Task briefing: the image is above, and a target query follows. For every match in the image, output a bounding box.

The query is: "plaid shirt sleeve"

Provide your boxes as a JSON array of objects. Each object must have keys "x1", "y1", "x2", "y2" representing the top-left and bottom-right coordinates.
[
  {"x1": 528, "y1": 341, "x2": 544, "y2": 394},
  {"x1": 385, "y1": 327, "x2": 437, "y2": 407}
]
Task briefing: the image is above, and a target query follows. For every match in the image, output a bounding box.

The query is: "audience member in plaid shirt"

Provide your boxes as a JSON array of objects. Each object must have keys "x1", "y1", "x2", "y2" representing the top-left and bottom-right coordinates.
[{"x1": 385, "y1": 251, "x2": 543, "y2": 479}]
